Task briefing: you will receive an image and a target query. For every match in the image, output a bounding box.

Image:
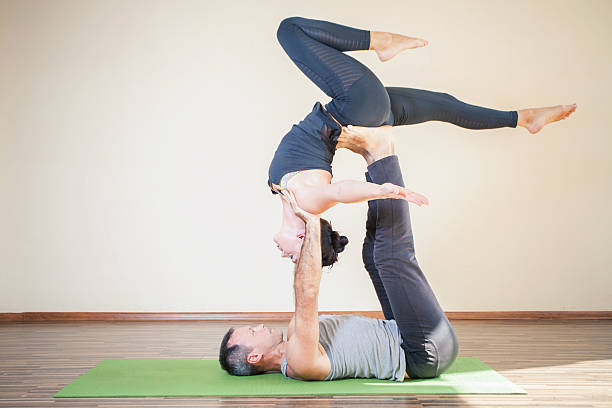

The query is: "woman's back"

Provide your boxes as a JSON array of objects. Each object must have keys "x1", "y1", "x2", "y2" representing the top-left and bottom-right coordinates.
[{"x1": 268, "y1": 102, "x2": 341, "y2": 195}]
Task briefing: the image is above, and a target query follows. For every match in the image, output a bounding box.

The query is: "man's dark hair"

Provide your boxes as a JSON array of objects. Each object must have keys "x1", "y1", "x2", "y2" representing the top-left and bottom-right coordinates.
[{"x1": 218, "y1": 328, "x2": 261, "y2": 376}]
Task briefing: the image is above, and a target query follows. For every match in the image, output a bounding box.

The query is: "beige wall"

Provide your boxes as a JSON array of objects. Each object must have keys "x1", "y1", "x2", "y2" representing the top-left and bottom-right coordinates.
[{"x1": 1, "y1": 0, "x2": 610, "y2": 312}]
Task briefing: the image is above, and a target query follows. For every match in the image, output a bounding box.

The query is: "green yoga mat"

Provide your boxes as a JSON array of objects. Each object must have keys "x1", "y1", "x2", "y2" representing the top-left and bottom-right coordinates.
[{"x1": 54, "y1": 357, "x2": 525, "y2": 397}]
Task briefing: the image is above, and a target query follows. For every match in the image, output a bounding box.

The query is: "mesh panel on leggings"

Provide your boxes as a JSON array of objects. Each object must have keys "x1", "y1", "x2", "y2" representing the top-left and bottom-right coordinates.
[
  {"x1": 298, "y1": 23, "x2": 368, "y2": 52},
  {"x1": 285, "y1": 20, "x2": 370, "y2": 98}
]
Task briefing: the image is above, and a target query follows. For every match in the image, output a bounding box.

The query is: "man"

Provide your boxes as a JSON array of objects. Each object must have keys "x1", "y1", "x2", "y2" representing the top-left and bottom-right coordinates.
[{"x1": 219, "y1": 125, "x2": 459, "y2": 380}]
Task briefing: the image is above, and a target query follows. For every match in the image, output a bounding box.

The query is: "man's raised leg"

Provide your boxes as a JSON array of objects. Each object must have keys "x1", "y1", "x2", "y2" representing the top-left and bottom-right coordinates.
[
  {"x1": 368, "y1": 154, "x2": 458, "y2": 378},
  {"x1": 340, "y1": 126, "x2": 458, "y2": 378}
]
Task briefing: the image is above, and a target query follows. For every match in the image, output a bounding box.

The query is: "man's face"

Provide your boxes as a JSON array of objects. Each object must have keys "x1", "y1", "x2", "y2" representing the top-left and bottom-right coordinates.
[{"x1": 228, "y1": 323, "x2": 284, "y2": 355}]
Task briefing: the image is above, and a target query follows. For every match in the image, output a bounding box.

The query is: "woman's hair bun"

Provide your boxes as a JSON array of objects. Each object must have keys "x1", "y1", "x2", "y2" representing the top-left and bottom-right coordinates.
[
  {"x1": 320, "y1": 218, "x2": 349, "y2": 267},
  {"x1": 331, "y1": 232, "x2": 349, "y2": 254}
]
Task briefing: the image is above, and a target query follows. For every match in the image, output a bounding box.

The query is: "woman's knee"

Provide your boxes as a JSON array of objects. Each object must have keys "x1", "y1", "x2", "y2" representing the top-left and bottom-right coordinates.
[
  {"x1": 277, "y1": 16, "x2": 308, "y2": 34},
  {"x1": 279, "y1": 16, "x2": 301, "y2": 26},
  {"x1": 277, "y1": 17, "x2": 301, "y2": 42}
]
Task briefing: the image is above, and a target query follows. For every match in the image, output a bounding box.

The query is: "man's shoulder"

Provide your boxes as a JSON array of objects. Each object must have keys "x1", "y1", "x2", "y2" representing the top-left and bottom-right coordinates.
[{"x1": 285, "y1": 341, "x2": 331, "y2": 381}]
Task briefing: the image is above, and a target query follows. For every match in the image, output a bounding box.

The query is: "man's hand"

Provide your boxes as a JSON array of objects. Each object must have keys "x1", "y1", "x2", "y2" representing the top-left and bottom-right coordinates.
[{"x1": 280, "y1": 190, "x2": 321, "y2": 223}]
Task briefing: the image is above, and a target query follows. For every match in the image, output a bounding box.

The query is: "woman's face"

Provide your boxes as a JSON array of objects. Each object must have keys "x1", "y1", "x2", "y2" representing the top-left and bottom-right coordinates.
[{"x1": 273, "y1": 230, "x2": 304, "y2": 264}]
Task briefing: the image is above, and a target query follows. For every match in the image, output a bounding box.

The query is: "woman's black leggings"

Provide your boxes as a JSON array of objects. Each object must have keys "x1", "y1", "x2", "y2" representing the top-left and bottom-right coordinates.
[{"x1": 276, "y1": 16, "x2": 518, "y2": 129}]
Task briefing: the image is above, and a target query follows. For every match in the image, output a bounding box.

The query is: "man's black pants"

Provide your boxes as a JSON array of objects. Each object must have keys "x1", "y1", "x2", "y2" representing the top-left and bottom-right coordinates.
[{"x1": 363, "y1": 155, "x2": 459, "y2": 378}]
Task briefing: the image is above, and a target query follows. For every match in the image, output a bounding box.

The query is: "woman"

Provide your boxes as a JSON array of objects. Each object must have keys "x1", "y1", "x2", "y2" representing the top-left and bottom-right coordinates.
[{"x1": 269, "y1": 17, "x2": 576, "y2": 266}]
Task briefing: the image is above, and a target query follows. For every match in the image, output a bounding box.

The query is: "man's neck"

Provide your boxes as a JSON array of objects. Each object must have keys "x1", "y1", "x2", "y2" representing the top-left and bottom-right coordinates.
[{"x1": 262, "y1": 341, "x2": 288, "y2": 372}]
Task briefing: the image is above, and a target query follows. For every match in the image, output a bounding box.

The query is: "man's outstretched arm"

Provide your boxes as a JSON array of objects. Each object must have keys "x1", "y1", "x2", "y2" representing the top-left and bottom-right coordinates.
[{"x1": 280, "y1": 191, "x2": 330, "y2": 380}]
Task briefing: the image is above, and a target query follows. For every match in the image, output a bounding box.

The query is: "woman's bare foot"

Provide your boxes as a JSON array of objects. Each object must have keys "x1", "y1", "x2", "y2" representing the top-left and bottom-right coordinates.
[
  {"x1": 370, "y1": 31, "x2": 428, "y2": 62},
  {"x1": 517, "y1": 104, "x2": 577, "y2": 134},
  {"x1": 336, "y1": 125, "x2": 395, "y2": 165}
]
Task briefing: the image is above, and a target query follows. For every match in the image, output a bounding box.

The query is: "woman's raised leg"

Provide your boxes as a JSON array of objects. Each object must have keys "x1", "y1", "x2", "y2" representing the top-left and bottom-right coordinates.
[
  {"x1": 387, "y1": 87, "x2": 518, "y2": 129},
  {"x1": 276, "y1": 17, "x2": 387, "y2": 126},
  {"x1": 276, "y1": 17, "x2": 425, "y2": 127},
  {"x1": 386, "y1": 87, "x2": 576, "y2": 133}
]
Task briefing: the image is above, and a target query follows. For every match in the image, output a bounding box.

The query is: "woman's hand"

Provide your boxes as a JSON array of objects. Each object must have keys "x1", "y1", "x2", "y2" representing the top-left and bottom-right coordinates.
[
  {"x1": 380, "y1": 183, "x2": 430, "y2": 206},
  {"x1": 280, "y1": 190, "x2": 321, "y2": 223}
]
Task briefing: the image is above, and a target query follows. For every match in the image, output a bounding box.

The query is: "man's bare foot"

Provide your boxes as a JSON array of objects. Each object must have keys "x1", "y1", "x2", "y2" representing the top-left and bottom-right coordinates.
[
  {"x1": 517, "y1": 104, "x2": 577, "y2": 134},
  {"x1": 371, "y1": 31, "x2": 428, "y2": 62},
  {"x1": 336, "y1": 125, "x2": 395, "y2": 165}
]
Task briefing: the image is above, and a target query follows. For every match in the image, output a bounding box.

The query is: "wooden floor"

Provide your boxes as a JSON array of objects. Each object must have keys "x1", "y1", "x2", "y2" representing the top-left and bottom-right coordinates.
[{"x1": 0, "y1": 319, "x2": 611, "y2": 407}]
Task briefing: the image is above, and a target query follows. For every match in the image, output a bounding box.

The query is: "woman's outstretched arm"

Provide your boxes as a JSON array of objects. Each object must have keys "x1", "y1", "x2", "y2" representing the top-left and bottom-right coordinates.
[{"x1": 293, "y1": 180, "x2": 429, "y2": 215}]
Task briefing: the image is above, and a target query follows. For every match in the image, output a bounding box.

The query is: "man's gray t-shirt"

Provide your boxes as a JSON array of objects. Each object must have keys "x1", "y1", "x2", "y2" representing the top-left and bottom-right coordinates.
[{"x1": 281, "y1": 314, "x2": 406, "y2": 381}]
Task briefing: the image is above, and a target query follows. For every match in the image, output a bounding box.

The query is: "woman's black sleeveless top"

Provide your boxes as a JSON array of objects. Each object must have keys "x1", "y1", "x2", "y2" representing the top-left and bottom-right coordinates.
[{"x1": 268, "y1": 102, "x2": 342, "y2": 194}]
